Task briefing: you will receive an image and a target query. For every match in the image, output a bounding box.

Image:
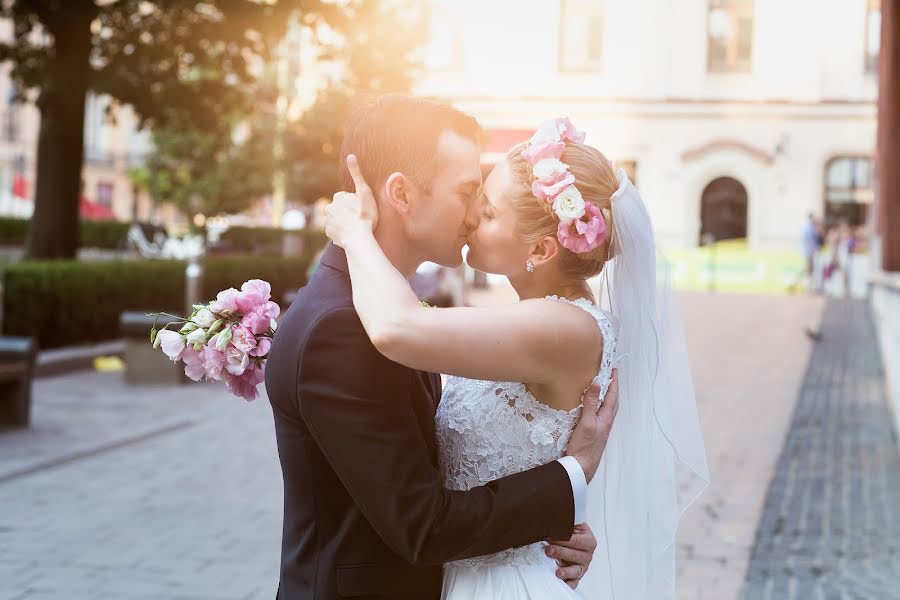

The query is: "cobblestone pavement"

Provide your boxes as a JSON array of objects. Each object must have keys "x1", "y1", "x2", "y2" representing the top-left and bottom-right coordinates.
[
  {"x1": 0, "y1": 375, "x2": 283, "y2": 600},
  {"x1": 0, "y1": 289, "x2": 865, "y2": 600},
  {"x1": 741, "y1": 299, "x2": 900, "y2": 600},
  {"x1": 673, "y1": 292, "x2": 825, "y2": 600}
]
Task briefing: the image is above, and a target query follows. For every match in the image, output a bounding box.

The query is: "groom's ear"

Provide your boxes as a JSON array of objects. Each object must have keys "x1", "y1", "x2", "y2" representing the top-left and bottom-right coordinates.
[{"x1": 384, "y1": 172, "x2": 413, "y2": 214}]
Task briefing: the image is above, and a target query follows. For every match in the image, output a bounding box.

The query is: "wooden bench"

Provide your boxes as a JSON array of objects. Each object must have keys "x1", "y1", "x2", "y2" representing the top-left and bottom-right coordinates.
[{"x1": 0, "y1": 336, "x2": 37, "y2": 428}]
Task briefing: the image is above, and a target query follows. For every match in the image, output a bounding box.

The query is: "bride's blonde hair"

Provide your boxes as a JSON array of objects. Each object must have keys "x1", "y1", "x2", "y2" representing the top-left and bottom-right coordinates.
[{"x1": 506, "y1": 142, "x2": 618, "y2": 280}]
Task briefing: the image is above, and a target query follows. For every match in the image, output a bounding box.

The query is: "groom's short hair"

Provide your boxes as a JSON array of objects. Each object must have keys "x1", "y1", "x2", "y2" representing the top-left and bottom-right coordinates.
[{"x1": 339, "y1": 94, "x2": 482, "y2": 195}]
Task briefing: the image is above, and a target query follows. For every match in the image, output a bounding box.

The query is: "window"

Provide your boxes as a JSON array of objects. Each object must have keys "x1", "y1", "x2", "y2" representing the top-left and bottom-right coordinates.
[
  {"x1": 426, "y1": 0, "x2": 464, "y2": 71},
  {"x1": 824, "y1": 157, "x2": 872, "y2": 226},
  {"x1": 96, "y1": 182, "x2": 114, "y2": 208},
  {"x1": 84, "y1": 93, "x2": 109, "y2": 164},
  {"x1": 559, "y1": 0, "x2": 604, "y2": 72},
  {"x1": 865, "y1": 0, "x2": 881, "y2": 74},
  {"x1": 707, "y1": 0, "x2": 754, "y2": 73}
]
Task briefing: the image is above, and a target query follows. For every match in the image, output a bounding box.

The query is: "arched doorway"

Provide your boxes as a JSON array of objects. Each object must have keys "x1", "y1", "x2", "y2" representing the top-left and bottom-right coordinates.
[{"x1": 699, "y1": 176, "x2": 748, "y2": 244}]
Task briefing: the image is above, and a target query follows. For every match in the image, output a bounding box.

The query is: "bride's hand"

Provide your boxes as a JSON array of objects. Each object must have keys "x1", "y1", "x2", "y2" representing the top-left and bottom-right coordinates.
[{"x1": 325, "y1": 154, "x2": 379, "y2": 248}]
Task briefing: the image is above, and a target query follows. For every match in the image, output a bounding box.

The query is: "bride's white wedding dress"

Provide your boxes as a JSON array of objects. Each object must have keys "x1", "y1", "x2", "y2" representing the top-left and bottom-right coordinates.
[{"x1": 436, "y1": 296, "x2": 616, "y2": 600}]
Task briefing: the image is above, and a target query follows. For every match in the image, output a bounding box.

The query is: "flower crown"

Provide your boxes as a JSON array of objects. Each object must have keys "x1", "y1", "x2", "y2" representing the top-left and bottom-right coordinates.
[{"x1": 520, "y1": 117, "x2": 607, "y2": 254}]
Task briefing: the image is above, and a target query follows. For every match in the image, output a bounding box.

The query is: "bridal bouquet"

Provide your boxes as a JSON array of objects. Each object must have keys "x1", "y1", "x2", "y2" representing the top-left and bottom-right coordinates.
[{"x1": 148, "y1": 279, "x2": 280, "y2": 401}]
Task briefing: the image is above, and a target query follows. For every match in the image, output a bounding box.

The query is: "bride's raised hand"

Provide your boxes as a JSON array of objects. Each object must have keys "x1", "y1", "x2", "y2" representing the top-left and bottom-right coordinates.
[{"x1": 324, "y1": 154, "x2": 379, "y2": 248}]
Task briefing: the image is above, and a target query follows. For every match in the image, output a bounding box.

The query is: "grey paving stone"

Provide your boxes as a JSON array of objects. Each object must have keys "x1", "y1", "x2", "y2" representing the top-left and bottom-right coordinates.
[{"x1": 740, "y1": 299, "x2": 900, "y2": 600}]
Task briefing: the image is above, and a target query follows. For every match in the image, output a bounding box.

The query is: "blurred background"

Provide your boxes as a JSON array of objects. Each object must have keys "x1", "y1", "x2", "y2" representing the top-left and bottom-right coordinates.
[{"x1": 0, "y1": 1, "x2": 898, "y2": 599}]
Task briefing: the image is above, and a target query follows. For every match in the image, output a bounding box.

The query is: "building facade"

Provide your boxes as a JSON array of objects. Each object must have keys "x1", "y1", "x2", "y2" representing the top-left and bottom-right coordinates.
[
  {"x1": 417, "y1": 0, "x2": 880, "y2": 250},
  {"x1": 0, "y1": 19, "x2": 176, "y2": 225}
]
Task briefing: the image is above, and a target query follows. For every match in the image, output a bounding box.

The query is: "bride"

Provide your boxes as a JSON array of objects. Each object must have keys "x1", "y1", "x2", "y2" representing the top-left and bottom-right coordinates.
[{"x1": 324, "y1": 118, "x2": 709, "y2": 599}]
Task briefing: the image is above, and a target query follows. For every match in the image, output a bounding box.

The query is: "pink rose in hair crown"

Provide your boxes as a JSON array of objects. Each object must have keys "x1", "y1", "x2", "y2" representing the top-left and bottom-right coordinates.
[
  {"x1": 558, "y1": 202, "x2": 607, "y2": 254},
  {"x1": 147, "y1": 278, "x2": 281, "y2": 401}
]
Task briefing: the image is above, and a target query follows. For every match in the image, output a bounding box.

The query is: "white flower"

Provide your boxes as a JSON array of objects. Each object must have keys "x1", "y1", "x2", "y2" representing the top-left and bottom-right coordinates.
[
  {"x1": 530, "y1": 119, "x2": 562, "y2": 145},
  {"x1": 552, "y1": 185, "x2": 586, "y2": 221},
  {"x1": 157, "y1": 330, "x2": 186, "y2": 361},
  {"x1": 533, "y1": 158, "x2": 568, "y2": 181},
  {"x1": 185, "y1": 327, "x2": 208, "y2": 346},
  {"x1": 193, "y1": 308, "x2": 217, "y2": 328}
]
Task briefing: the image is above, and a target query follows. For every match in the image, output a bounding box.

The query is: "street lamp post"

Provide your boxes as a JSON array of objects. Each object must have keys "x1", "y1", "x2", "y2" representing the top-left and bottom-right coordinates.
[{"x1": 271, "y1": 12, "x2": 302, "y2": 228}]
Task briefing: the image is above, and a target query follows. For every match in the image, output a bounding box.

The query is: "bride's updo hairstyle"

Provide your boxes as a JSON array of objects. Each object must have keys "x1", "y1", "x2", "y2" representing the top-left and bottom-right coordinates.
[{"x1": 505, "y1": 140, "x2": 617, "y2": 280}]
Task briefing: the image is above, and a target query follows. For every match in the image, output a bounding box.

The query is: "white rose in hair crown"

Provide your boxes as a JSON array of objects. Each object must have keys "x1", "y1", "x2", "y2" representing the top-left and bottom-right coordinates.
[{"x1": 148, "y1": 279, "x2": 280, "y2": 401}]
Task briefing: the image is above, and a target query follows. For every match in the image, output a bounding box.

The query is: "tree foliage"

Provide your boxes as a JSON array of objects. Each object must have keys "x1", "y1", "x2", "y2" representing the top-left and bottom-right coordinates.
[{"x1": 0, "y1": 0, "x2": 321, "y2": 258}]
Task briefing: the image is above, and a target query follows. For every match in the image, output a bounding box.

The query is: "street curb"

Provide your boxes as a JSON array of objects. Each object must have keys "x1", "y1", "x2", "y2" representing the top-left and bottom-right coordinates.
[{"x1": 35, "y1": 340, "x2": 125, "y2": 378}]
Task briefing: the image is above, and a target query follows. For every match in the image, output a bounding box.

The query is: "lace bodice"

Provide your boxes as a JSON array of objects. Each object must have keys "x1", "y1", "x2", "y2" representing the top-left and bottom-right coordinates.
[{"x1": 436, "y1": 297, "x2": 617, "y2": 568}]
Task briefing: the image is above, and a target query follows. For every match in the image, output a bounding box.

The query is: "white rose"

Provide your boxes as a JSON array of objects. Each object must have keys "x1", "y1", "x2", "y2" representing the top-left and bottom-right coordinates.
[
  {"x1": 193, "y1": 308, "x2": 217, "y2": 328},
  {"x1": 532, "y1": 158, "x2": 568, "y2": 181},
  {"x1": 530, "y1": 119, "x2": 562, "y2": 145},
  {"x1": 552, "y1": 185, "x2": 586, "y2": 221},
  {"x1": 185, "y1": 327, "x2": 208, "y2": 346},
  {"x1": 157, "y1": 330, "x2": 186, "y2": 361}
]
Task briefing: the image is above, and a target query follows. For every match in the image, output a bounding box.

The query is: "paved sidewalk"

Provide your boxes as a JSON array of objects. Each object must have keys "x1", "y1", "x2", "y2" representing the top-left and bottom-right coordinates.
[
  {"x1": 0, "y1": 289, "x2": 833, "y2": 599},
  {"x1": 0, "y1": 375, "x2": 282, "y2": 600},
  {"x1": 741, "y1": 299, "x2": 900, "y2": 600},
  {"x1": 674, "y1": 291, "x2": 825, "y2": 600}
]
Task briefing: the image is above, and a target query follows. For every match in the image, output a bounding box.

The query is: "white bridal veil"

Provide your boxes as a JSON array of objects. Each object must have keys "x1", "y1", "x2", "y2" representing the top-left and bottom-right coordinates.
[{"x1": 580, "y1": 169, "x2": 710, "y2": 599}]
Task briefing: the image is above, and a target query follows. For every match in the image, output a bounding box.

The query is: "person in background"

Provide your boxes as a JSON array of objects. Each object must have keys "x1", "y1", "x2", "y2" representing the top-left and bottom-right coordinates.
[{"x1": 794, "y1": 213, "x2": 821, "y2": 294}]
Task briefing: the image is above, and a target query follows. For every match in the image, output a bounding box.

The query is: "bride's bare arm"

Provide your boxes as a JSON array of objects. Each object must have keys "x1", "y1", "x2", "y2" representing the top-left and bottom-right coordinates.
[
  {"x1": 342, "y1": 231, "x2": 600, "y2": 384},
  {"x1": 323, "y1": 155, "x2": 602, "y2": 385}
]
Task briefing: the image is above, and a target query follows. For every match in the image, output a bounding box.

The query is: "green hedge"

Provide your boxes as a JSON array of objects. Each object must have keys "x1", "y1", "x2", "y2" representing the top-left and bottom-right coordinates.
[
  {"x1": 3, "y1": 255, "x2": 312, "y2": 349},
  {"x1": 0, "y1": 217, "x2": 330, "y2": 254},
  {"x1": 219, "y1": 226, "x2": 328, "y2": 255},
  {"x1": 80, "y1": 220, "x2": 132, "y2": 249},
  {"x1": 0, "y1": 217, "x2": 29, "y2": 245},
  {"x1": 0, "y1": 217, "x2": 133, "y2": 249}
]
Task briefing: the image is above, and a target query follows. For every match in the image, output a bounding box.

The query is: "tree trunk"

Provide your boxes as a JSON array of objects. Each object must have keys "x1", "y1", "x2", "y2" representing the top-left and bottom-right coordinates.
[{"x1": 24, "y1": 10, "x2": 95, "y2": 260}]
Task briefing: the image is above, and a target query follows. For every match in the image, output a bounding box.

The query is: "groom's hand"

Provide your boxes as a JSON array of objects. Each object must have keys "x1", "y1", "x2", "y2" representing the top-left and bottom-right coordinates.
[
  {"x1": 547, "y1": 523, "x2": 597, "y2": 589},
  {"x1": 566, "y1": 368, "x2": 619, "y2": 483}
]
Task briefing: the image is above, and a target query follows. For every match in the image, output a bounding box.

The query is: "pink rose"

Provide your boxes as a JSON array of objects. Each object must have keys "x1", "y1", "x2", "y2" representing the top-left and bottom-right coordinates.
[
  {"x1": 235, "y1": 279, "x2": 272, "y2": 314},
  {"x1": 521, "y1": 141, "x2": 565, "y2": 164},
  {"x1": 241, "y1": 311, "x2": 268, "y2": 336},
  {"x1": 181, "y1": 345, "x2": 205, "y2": 382},
  {"x1": 210, "y1": 287, "x2": 240, "y2": 315},
  {"x1": 532, "y1": 171, "x2": 576, "y2": 200},
  {"x1": 250, "y1": 337, "x2": 272, "y2": 358},
  {"x1": 556, "y1": 117, "x2": 586, "y2": 144},
  {"x1": 231, "y1": 325, "x2": 257, "y2": 355},
  {"x1": 201, "y1": 342, "x2": 226, "y2": 381},
  {"x1": 557, "y1": 202, "x2": 607, "y2": 254},
  {"x1": 258, "y1": 300, "x2": 280, "y2": 319},
  {"x1": 225, "y1": 345, "x2": 249, "y2": 376},
  {"x1": 224, "y1": 364, "x2": 265, "y2": 401},
  {"x1": 157, "y1": 330, "x2": 186, "y2": 361},
  {"x1": 241, "y1": 300, "x2": 280, "y2": 335}
]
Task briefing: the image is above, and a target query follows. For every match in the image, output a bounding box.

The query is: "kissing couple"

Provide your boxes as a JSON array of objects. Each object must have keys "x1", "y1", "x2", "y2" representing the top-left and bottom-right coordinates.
[{"x1": 265, "y1": 95, "x2": 709, "y2": 599}]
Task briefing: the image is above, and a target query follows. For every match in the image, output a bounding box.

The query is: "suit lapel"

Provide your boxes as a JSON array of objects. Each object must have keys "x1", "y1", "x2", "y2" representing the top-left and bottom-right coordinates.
[{"x1": 321, "y1": 242, "x2": 444, "y2": 409}]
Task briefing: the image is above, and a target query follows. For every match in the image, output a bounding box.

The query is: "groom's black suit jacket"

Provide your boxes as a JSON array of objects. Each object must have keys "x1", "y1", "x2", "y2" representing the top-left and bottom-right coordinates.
[{"x1": 265, "y1": 243, "x2": 575, "y2": 599}]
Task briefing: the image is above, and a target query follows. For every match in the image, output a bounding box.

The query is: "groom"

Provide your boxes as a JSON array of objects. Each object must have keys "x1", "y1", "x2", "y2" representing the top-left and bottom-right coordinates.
[{"x1": 265, "y1": 95, "x2": 618, "y2": 599}]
